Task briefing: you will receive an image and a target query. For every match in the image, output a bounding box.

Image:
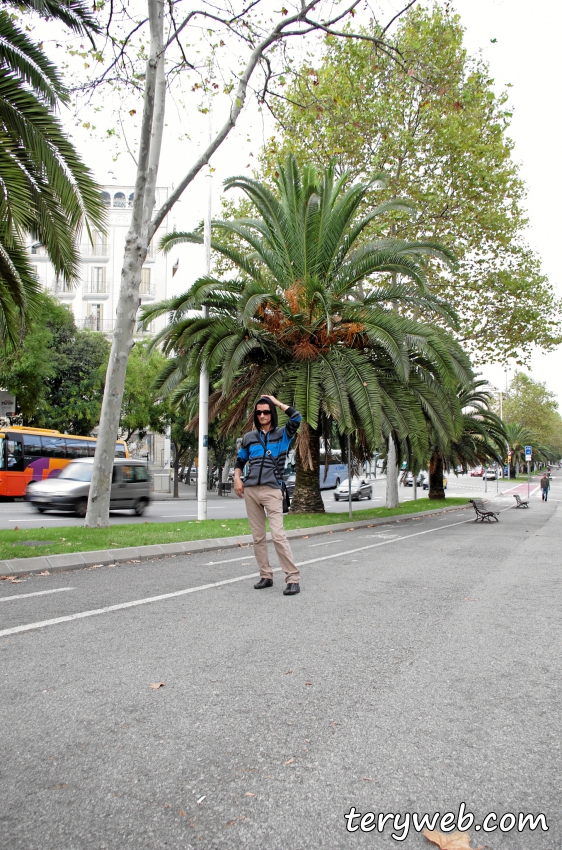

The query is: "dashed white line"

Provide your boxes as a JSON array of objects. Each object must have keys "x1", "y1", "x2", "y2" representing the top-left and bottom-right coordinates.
[{"x1": 0, "y1": 588, "x2": 74, "y2": 603}]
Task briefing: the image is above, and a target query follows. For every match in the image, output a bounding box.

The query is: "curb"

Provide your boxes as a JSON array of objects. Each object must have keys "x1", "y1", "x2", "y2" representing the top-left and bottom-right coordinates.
[{"x1": 0, "y1": 503, "x2": 475, "y2": 578}]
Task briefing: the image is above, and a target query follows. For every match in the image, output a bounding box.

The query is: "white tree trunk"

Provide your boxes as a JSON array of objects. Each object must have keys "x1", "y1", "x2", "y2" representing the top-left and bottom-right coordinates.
[
  {"x1": 386, "y1": 436, "x2": 400, "y2": 509},
  {"x1": 85, "y1": 0, "x2": 165, "y2": 527}
]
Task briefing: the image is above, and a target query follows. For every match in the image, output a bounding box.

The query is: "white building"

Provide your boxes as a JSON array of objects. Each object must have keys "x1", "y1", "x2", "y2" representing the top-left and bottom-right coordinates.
[{"x1": 28, "y1": 185, "x2": 170, "y2": 334}]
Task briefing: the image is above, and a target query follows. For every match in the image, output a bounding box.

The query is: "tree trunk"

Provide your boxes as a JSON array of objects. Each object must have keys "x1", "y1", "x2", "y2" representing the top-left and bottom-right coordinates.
[
  {"x1": 385, "y1": 435, "x2": 399, "y2": 509},
  {"x1": 85, "y1": 0, "x2": 165, "y2": 527},
  {"x1": 222, "y1": 455, "x2": 235, "y2": 484},
  {"x1": 290, "y1": 424, "x2": 324, "y2": 514},
  {"x1": 428, "y1": 450, "x2": 445, "y2": 499}
]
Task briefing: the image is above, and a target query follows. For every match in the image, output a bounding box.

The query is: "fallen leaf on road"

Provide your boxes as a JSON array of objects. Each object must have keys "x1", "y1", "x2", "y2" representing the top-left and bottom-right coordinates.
[
  {"x1": 302, "y1": 536, "x2": 309, "y2": 539},
  {"x1": 179, "y1": 810, "x2": 187, "y2": 817},
  {"x1": 423, "y1": 829, "x2": 483, "y2": 850},
  {"x1": 284, "y1": 758, "x2": 294, "y2": 765},
  {"x1": 5, "y1": 577, "x2": 23, "y2": 583},
  {"x1": 305, "y1": 681, "x2": 312, "y2": 685},
  {"x1": 149, "y1": 682, "x2": 165, "y2": 689},
  {"x1": 14, "y1": 526, "x2": 18, "y2": 531},
  {"x1": 38, "y1": 570, "x2": 50, "y2": 576},
  {"x1": 245, "y1": 792, "x2": 255, "y2": 796},
  {"x1": 362, "y1": 777, "x2": 373, "y2": 781},
  {"x1": 285, "y1": 670, "x2": 293, "y2": 674}
]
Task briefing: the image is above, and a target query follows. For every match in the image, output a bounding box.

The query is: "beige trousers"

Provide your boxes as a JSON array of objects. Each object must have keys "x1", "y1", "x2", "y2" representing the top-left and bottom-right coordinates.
[{"x1": 244, "y1": 485, "x2": 300, "y2": 584}]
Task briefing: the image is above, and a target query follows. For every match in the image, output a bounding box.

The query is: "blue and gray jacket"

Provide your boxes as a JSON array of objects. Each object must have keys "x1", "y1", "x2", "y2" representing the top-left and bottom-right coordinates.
[{"x1": 235, "y1": 400, "x2": 301, "y2": 489}]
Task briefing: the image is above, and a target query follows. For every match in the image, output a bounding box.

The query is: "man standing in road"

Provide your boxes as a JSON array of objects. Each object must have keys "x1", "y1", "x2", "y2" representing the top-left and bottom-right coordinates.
[
  {"x1": 540, "y1": 472, "x2": 550, "y2": 502},
  {"x1": 234, "y1": 395, "x2": 302, "y2": 596}
]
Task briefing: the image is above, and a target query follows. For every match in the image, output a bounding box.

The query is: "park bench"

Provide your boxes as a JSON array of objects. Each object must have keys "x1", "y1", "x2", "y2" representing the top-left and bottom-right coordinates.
[
  {"x1": 512, "y1": 493, "x2": 529, "y2": 509},
  {"x1": 469, "y1": 498, "x2": 500, "y2": 522}
]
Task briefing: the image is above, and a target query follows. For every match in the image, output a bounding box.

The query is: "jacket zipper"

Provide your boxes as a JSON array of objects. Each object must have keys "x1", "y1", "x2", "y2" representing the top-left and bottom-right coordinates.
[{"x1": 257, "y1": 431, "x2": 269, "y2": 485}]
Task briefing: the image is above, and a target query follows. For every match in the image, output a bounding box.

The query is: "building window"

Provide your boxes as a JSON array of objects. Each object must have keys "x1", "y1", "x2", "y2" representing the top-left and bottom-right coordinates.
[
  {"x1": 140, "y1": 267, "x2": 151, "y2": 295},
  {"x1": 101, "y1": 191, "x2": 111, "y2": 208},
  {"x1": 91, "y1": 266, "x2": 106, "y2": 294},
  {"x1": 93, "y1": 230, "x2": 108, "y2": 255},
  {"x1": 128, "y1": 192, "x2": 134, "y2": 207},
  {"x1": 113, "y1": 192, "x2": 126, "y2": 208},
  {"x1": 86, "y1": 303, "x2": 104, "y2": 332}
]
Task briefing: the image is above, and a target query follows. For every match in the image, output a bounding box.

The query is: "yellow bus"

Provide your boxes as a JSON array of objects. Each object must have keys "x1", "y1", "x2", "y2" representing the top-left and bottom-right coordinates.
[{"x1": 0, "y1": 426, "x2": 128, "y2": 497}]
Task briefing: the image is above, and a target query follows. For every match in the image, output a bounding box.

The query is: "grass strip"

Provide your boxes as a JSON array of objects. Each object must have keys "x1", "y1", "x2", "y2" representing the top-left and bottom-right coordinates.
[{"x1": 0, "y1": 497, "x2": 469, "y2": 561}]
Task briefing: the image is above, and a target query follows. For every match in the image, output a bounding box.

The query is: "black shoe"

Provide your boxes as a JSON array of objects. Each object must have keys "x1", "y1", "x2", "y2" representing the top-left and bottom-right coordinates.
[
  {"x1": 283, "y1": 583, "x2": 300, "y2": 596},
  {"x1": 254, "y1": 578, "x2": 273, "y2": 589}
]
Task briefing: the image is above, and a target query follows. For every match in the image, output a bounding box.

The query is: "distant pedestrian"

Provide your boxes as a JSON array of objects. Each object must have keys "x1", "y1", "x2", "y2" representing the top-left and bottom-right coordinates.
[
  {"x1": 234, "y1": 395, "x2": 302, "y2": 596},
  {"x1": 540, "y1": 473, "x2": 550, "y2": 502}
]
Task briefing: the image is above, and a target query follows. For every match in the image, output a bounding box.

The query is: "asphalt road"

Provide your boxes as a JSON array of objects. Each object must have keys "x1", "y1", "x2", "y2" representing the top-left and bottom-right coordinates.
[
  {"x1": 0, "y1": 473, "x2": 529, "y2": 529},
  {"x1": 0, "y1": 483, "x2": 559, "y2": 849}
]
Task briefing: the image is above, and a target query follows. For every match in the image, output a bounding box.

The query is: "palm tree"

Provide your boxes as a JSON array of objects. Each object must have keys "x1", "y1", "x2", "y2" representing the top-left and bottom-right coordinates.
[
  {"x1": 425, "y1": 380, "x2": 508, "y2": 498},
  {"x1": 0, "y1": 2, "x2": 104, "y2": 342},
  {"x1": 503, "y1": 422, "x2": 549, "y2": 477},
  {"x1": 144, "y1": 157, "x2": 472, "y2": 512}
]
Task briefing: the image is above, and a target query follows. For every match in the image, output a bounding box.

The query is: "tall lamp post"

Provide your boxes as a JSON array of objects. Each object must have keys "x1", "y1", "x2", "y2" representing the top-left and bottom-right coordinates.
[{"x1": 197, "y1": 106, "x2": 213, "y2": 521}]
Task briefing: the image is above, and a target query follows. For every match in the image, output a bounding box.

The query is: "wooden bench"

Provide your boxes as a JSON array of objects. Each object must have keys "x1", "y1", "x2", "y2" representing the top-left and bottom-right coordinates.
[
  {"x1": 469, "y1": 499, "x2": 500, "y2": 522},
  {"x1": 513, "y1": 493, "x2": 529, "y2": 509}
]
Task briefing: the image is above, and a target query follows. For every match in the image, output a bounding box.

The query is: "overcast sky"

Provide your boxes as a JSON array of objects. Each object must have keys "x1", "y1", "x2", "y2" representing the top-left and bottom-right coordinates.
[{"x1": 67, "y1": 0, "x2": 562, "y2": 403}]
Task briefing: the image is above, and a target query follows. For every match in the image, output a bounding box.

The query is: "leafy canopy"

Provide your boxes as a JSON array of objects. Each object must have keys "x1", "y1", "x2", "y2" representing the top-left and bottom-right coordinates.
[{"x1": 263, "y1": 4, "x2": 561, "y2": 364}]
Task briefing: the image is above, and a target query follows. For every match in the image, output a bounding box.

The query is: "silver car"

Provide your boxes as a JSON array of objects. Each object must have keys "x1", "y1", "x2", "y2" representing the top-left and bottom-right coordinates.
[
  {"x1": 25, "y1": 458, "x2": 151, "y2": 517},
  {"x1": 334, "y1": 477, "x2": 373, "y2": 501}
]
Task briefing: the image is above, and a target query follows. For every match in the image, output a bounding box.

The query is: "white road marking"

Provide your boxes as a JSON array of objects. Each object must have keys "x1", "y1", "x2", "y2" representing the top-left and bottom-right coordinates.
[
  {"x1": 6, "y1": 518, "x2": 67, "y2": 523},
  {"x1": 206, "y1": 555, "x2": 252, "y2": 565},
  {"x1": 0, "y1": 508, "x2": 511, "y2": 639},
  {"x1": 0, "y1": 573, "x2": 263, "y2": 637},
  {"x1": 0, "y1": 588, "x2": 74, "y2": 602}
]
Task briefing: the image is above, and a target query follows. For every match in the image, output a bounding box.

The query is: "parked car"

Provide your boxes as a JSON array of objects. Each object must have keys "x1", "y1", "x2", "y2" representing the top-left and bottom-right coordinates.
[
  {"x1": 484, "y1": 468, "x2": 498, "y2": 480},
  {"x1": 404, "y1": 472, "x2": 415, "y2": 486},
  {"x1": 416, "y1": 472, "x2": 427, "y2": 488},
  {"x1": 25, "y1": 458, "x2": 151, "y2": 517},
  {"x1": 334, "y1": 478, "x2": 373, "y2": 501},
  {"x1": 422, "y1": 476, "x2": 447, "y2": 491},
  {"x1": 470, "y1": 467, "x2": 483, "y2": 477}
]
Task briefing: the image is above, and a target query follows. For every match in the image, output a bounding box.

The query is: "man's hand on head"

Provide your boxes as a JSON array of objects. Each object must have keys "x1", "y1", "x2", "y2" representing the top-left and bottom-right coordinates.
[{"x1": 264, "y1": 394, "x2": 288, "y2": 412}]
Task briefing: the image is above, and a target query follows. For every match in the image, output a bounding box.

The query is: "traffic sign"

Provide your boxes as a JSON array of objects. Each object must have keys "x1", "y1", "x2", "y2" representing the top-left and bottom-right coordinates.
[
  {"x1": 525, "y1": 445, "x2": 532, "y2": 461},
  {"x1": 507, "y1": 449, "x2": 512, "y2": 459}
]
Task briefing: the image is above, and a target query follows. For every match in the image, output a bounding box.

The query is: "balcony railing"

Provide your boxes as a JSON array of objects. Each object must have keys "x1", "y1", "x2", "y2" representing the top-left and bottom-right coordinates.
[
  {"x1": 50, "y1": 280, "x2": 75, "y2": 297},
  {"x1": 83, "y1": 318, "x2": 114, "y2": 333},
  {"x1": 139, "y1": 284, "x2": 156, "y2": 299},
  {"x1": 84, "y1": 280, "x2": 109, "y2": 295},
  {"x1": 80, "y1": 242, "x2": 110, "y2": 258}
]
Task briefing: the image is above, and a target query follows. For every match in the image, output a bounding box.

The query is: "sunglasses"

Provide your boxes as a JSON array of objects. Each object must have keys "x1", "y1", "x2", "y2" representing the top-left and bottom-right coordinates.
[{"x1": 256, "y1": 410, "x2": 271, "y2": 417}]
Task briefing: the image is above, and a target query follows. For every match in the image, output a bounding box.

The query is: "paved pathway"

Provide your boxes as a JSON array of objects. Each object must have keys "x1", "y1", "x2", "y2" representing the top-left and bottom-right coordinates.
[{"x1": 0, "y1": 489, "x2": 559, "y2": 849}]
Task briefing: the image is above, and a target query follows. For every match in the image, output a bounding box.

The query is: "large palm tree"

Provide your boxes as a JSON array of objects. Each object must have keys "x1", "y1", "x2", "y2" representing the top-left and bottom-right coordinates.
[
  {"x1": 425, "y1": 380, "x2": 508, "y2": 498},
  {"x1": 144, "y1": 157, "x2": 472, "y2": 512},
  {"x1": 0, "y1": 1, "x2": 104, "y2": 342}
]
